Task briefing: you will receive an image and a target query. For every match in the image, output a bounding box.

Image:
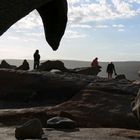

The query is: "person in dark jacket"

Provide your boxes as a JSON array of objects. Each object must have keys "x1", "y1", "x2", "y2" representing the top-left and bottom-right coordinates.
[
  {"x1": 33, "y1": 50, "x2": 40, "y2": 69},
  {"x1": 106, "y1": 62, "x2": 117, "y2": 79}
]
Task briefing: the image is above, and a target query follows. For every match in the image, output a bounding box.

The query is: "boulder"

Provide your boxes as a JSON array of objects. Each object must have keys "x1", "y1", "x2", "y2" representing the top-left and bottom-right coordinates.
[
  {"x1": 73, "y1": 66, "x2": 101, "y2": 76},
  {"x1": 0, "y1": 60, "x2": 16, "y2": 69},
  {"x1": 47, "y1": 78, "x2": 140, "y2": 129},
  {"x1": 39, "y1": 60, "x2": 68, "y2": 72},
  {"x1": 0, "y1": 69, "x2": 89, "y2": 101},
  {"x1": 38, "y1": 60, "x2": 101, "y2": 76},
  {"x1": 0, "y1": 72, "x2": 139, "y2": 130},
  {"x1": 59, "y1": 111, "x2": 76, "y2": 121},
  {"x1": 47, "y1": 116, "x2": 77, "y2": 129},
  {"x1": 15, "y1": 118, "x2": 43, "y2": 139},
  {"x1": 115, "y1": 74, "x2": 126, "y2": 80}
]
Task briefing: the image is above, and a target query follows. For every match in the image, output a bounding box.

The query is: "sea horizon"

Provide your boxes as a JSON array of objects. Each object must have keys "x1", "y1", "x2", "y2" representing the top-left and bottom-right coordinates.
[{"x1": 0, "y1": 59, "x2": 140, "y2": 81}]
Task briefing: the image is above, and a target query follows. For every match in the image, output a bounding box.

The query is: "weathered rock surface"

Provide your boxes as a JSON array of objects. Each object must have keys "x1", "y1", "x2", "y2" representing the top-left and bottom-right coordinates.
[
  {"x1": 0, "y1": 127, "x2": 139, "y2": 140},
  {"x1": 72, "y1": 66, "x2": 101, "y2": 76},
  {"x1": 0, "y1": 69, "x2": 139, "y2": 132},
  {"x1": 15, "y1": 118, "x2": 43, "y2": 139},
  {"x1": 38, "y1": 60, "x2": 101, "y2": 76},
  {"x1": 115, "y1": 74, "x2": 126, "y2": 80},
  {"x1": 39, "y1": 60, "x2": 68, "y2": 72},
  {"x1": 43, "y1": 128, "x2": 140, "y2": 140},
  {"x1": 0, "y1": 69, "x2": 90, "y2": 102},
  {"x1": 46, "y1": 78, "x2": 140, "y2": 129},
  {"x1": 0, "y1": 75, "x2": 139, "y2": 130}
]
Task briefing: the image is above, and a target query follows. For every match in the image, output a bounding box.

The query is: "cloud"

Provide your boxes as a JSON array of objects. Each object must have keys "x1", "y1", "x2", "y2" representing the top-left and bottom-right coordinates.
[
  {"x1": 12, "y1": 10, "x2": 42, "y2": 30},
  {"x1": 10, "y1": 1, "x2": 140, "y2": 32},
  {"x1": 95, "y1": 24, "x2": 109, "y2": 28},
  {"x1": 129, "y1": 0, "x2": 140, "y2": 4},
  {"x1": 68, "y1": 0, "x2": 140, "y2": 24},
  {"x1": 25, "y1": 32, "x2": 43, "y2": 37},
  {"x1": 112, "y1": 24, "x2": 125, "y2": 31},
  {"x1": 64, "y1": 30, "x2": 87, "y2": 39},
  {"x1": 2, "y1": 30, "x2": 43, "y2": 42},
  {"x1": 69, "y1": 0, "x2": 80, "y2": 4},
  {"x1": 6, "y1": 1, "x2": 140, "y2": 39},
  {"x1": 118, "y1": 28, "x2": 125, "y2": 31},
  {"x1": 70, "y1": 24, "x2": 92, "y2": 28},
  {"x1": 112, "y1": 0, "x2": 136, "y2": 16},
  {"x1": 112, "y1": 24, "x2": 125, "y2": 28}
]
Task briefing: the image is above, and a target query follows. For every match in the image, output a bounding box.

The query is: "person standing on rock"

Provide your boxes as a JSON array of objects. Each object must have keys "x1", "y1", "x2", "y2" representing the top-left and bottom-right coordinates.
[
  {"x1": 33, "y1": 50, "x2": 40, "y2": 69},
  {"x1": 91, "y1": 57, "x2": 99, "y2": 67},
  {"x1": 106, "y1": 62, "x2": 117, "y2": 79},
  {"x1": 91, "y1": 57, "x2": 102, "y2": 75}
]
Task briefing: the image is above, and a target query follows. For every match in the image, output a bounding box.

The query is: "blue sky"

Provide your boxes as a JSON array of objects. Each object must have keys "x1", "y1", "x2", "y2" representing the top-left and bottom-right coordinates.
[{"x1": 0, "y1": 0, "x2": 140, "y2": 62}]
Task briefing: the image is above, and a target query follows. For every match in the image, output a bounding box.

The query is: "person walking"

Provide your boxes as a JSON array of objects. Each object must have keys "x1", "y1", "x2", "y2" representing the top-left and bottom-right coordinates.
[
  {"x1": 33, "y1": 50, "x2": 40, "y2": 69},
  {"x1": 106, "y1": 62, "x2": 117, "y2": 79}
]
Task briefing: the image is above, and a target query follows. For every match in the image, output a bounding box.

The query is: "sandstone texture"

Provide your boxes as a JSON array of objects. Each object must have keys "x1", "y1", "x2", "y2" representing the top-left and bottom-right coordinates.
[
  {"x1": 0, "y1": 69, "x2": 139, "y2": 139},
  {"x1": 0, "y1": 127, "x2": 139, "y2": 140}
]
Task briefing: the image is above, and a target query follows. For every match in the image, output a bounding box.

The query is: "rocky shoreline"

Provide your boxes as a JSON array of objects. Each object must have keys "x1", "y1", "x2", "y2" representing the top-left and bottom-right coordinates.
[{"x1": 0, "y1": 69, "x2": 139, "y2": 139}]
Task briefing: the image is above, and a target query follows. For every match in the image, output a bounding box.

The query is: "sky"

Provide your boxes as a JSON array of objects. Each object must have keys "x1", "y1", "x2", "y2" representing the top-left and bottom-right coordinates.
[{"x1": 0, "y1": 0, "x2": 140, "y2": 62}]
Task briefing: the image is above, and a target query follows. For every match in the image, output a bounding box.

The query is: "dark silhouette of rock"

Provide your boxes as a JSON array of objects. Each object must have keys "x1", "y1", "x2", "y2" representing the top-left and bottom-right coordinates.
[
  {"x1": 0, "y1": 60, "x2": 16, "y2": 69},
  {"x1": 15, "y1": 118, "x2": 43, "y2": 139},
  {"x1": 115, "y1": 74, "x2": 126, "y2": 80},
  {"x1": 0, "y1": 70, "x2": 139, "y2": 130},
  {"x1": 59, "y1": 111, "x2": 76, "y2": 121},
  {"x1": 73, "y1": 66, "x2": 101, "y2": 76},
  {"x1": 46, "y1": 78, "x2": 140, "y2": 129},
  {"x1": 39, "y1": 60, "x2": 101, "y2": 76},
  {"x1": 47, "y1": 116, "x2": 77, "y2": 129},
  {"x1": 39, "y1": 60, "x2": 68, "y2": 72},
  {"x1": 16, "y1": 59, "x2": 30, "y2": 70},
  {"x1": 0, "y1": 69, "x2": 88, "y2": 101},
  {"x1": 0, "y1": 0, "x2": 68, "y2": 50}
]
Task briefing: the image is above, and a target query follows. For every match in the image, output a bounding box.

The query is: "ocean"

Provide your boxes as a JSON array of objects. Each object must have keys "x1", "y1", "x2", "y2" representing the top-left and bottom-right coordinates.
[{"x1": 1, "y1": 59, "x2": 140, "y2": 81}]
